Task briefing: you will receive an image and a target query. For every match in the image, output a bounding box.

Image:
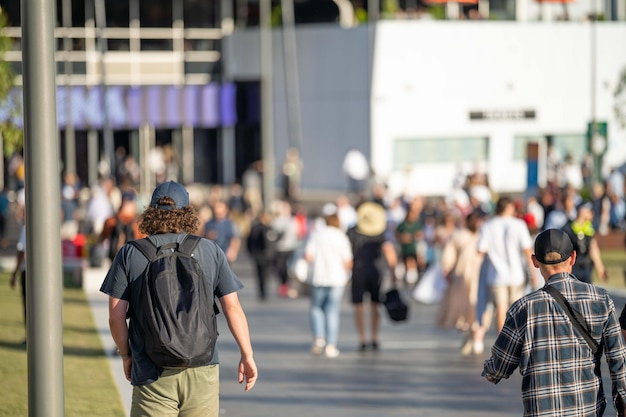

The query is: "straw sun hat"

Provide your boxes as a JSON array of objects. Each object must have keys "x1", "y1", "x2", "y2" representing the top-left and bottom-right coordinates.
[{"x1": 356, "y1": 202, "x2": 387, "y2": 236}]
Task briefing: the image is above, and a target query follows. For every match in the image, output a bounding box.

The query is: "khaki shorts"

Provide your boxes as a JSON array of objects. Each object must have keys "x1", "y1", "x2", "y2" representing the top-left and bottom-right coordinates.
[
  {"x1": 489, "y1": 284, "x2": 525, "y2": 309},
  {"x1": 131, "y1": 365, "x2": 219, "y2": 417}
]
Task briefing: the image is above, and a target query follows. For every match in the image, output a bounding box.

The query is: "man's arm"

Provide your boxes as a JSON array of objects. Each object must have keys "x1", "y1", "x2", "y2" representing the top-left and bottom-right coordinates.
[
  {"x1": 382, "y1": 241, "x2": 398, "y2": 284},
  {"x1": 226, "y1": 236, "x2": 241, "y2": 263},
  {"x1": 589, "y1": 239, "x2": 608, "y2": 281},
  {"x1": 482, "y1": 312, "x2": 522, "y2": 384},
  {"x1": 601, "y1": 299, "x2": 626, "y2": 416},
  {"x1": 108, "y1": 297, "x2": 132, "y2": 381},
  {"x1": 219, "y1": 292, "x2": 258, "y2": 391},
  {"x1": 523, "y1": 248, "x2": 539, "y2": 289}
]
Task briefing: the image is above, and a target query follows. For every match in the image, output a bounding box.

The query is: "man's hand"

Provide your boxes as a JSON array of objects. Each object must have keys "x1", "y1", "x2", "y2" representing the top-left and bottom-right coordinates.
[
  {"x1": 122, "y1": 356, "x2": 132, "y2": 382},
  {"x1": 482, "y1": 370, "x2": 499, "y2": 384},
  {"x1": 238, "y1": 356, "x2": 258, "y2": 392},
  {"x1": 599, "y1": 268, "x2": 609, "y2": 282},
  {"x1": 10, "y1": 272, "x2": 17, "y2": 289}
]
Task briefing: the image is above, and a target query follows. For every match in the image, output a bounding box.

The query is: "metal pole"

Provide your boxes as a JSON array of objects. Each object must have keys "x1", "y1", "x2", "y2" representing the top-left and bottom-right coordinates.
[
  {"x1": 368, "y1": 0, "x2": 380, "y2": 22},
  {"x1": 181, "y1": 126, "x2": 194, "y2": 184},
  {"x1": 94, "y1": 0, "x2": 116, "y2": 180},
  {"x1": 260, "y1": 0, "x2": 276, "y2": 209},
  {"x1": 280, "y1": 0, "x2": 303, "y2": 152},
  {"x1": 590, "y1": 8, "x2": 599, "y2": 184},
  {"x1": 88, "y1": 130, "x2": 99, "y2": 187},
  {"x1": 62, "y1": 0, "x2": 76, "y2": 177},
  {"x1": 21, "y1": 0, "x2": 65, "y2": 416}
]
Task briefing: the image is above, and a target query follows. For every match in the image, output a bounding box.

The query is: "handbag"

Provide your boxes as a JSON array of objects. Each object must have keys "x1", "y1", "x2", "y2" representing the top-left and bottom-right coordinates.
[
  {"x1": 541, "y1": 285, "x2": 601, "y2": 357},
  {"x1": 383, "y1": 287, "x2": 409, "y2": 322}
]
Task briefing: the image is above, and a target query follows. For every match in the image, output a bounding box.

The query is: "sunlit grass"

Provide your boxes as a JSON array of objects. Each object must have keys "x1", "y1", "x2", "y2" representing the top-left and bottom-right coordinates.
[{"x1": 0, "y1": 274, "x2": 125, "y2": 417}]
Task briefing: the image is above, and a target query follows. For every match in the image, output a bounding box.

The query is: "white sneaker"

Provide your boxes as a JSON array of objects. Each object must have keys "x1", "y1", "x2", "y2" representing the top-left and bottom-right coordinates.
[
  {"x1": 405, "y1": 269, "x2": 418, "y2": 284},
  {"x1": 473, "y1": 341, "x2": 485, "y2": 355},
  {"x1": 324, "y1": 345, "x2": 340, "y2": 358},
  {"x1": 311, "y1": 338, "x2": 326, "y2": 356}
]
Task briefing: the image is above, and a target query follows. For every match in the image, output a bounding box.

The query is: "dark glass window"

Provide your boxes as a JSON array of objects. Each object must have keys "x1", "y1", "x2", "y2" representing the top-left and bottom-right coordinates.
[
  {"x1": 140, "y1": 0, "x2": 172, "y2": 27},
  {"x1": 140, "y1": 39, "x2": 172, "y2": 51},
  {"x1": 183, "y1": 0, "x2": 218, "y2": 28},
  {"x1": 52, "y1": 0, "x2": 87, "y2": 26},
  {"x1": 106, "y1": 0, "x2": 130, "y2": 27},
  {"x1": 71, "y1": 0, "x2": 86, "y2": 27},
  {"x1": 0, "y1": 0, "x2": 21, "y2": 26},
  {"x1": 184, "y1": 39, "x2": 219, "y2": 52},
  {"x1": 108, "y1": 39, "x2": 131, "y2": 51}
]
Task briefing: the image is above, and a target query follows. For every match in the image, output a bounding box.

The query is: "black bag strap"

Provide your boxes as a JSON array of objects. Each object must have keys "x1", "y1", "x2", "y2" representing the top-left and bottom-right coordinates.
[
  {"x1": 542, "y1": 285, "x2": 600, "y2": 356},
  {"x1": 130, "y1": 234, "x2": 200, "y2": 259},
  {"x1": 129, "y1": 237, "x2": 158, "y2": 261},
  {"x1": 179, "y1": 234, "x2": 201, "y2": 256}
]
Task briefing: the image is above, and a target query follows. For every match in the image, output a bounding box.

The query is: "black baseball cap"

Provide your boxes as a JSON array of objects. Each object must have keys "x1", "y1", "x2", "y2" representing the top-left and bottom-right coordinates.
[
  {"x1": 534, "y1": 228, "x2": 574, "y2": 265},
  {"x1": 150, "y1": 181, "x2": 189, "y2": 210}
]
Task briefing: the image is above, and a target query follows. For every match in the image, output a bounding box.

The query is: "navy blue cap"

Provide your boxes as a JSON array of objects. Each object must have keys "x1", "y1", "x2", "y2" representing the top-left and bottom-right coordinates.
[
  {"x1": 150, "y1": 181, "x2": 189, "y2": 210},
  {"x1": 576, "y1": 201, "x2": 594, "y2": 212},
  {"x1": 534, "y1": 228, "x2": 574, "y2": 265}
]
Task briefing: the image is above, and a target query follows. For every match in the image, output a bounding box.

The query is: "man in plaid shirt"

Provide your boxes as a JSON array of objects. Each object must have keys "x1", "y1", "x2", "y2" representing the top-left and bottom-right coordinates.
[{"x1": 483, "y1": 228, "x2": 626, "y2": 416}]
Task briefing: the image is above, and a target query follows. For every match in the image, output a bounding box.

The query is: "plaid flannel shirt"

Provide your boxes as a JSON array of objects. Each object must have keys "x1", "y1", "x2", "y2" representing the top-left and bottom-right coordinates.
[{"x1": 483, "y1": 273, "x2": 626, "y2": 416}]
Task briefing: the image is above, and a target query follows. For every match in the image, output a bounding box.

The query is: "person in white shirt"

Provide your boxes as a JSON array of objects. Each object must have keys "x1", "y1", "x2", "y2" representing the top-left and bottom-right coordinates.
[
  {"x1": 476, "y1": 196, "x2": 536, "y2": 343},
  {"x1": 304, "y1": 213, "x2": 353, "y2": 358}
]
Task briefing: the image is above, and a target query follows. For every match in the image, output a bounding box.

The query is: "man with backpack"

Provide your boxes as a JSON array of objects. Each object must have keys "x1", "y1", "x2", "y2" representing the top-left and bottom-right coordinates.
[{"x1": 100, "y1": 181, "x2": 257, "y2": 417}]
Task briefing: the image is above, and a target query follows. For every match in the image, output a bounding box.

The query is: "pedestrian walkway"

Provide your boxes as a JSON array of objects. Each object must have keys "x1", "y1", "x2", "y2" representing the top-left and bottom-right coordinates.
[{"x1": 87, "y1": 256, "x2": 625, "y2": 417}]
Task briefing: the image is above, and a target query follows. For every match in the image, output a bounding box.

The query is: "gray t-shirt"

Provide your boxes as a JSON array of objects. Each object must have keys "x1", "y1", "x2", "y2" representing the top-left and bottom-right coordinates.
[{"x1": 100, "y1": 233, "x2": 244, "y2": 386}]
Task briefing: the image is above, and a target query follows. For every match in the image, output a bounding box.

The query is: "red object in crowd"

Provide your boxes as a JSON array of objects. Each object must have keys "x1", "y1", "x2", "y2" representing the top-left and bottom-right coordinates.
[
  {"x1": 294, "y1": 211, "x2": 308, "y2": 240},
  {"x1": 62, "y1": 233, "x2": 87, "y2": 259}
]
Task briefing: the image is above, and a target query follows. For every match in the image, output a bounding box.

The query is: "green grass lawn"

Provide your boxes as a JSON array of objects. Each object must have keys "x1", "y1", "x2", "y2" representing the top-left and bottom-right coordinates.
[{"x1": 0, "y1": 273, "x2": 125, "y2": 417}]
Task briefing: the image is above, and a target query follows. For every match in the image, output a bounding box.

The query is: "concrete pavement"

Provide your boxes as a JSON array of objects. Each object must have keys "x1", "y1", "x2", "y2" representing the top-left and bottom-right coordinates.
[{"x1": 84, "y1": 255, "x2": 625, "y2": 417}]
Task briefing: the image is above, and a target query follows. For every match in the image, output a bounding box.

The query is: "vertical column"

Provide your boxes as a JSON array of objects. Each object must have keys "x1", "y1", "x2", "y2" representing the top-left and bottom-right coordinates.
[
  {"x1": 21, "y1": 0, "x2": 65, "y2": 416},
  {"x1": 88, "y1": 130, "x2": 99, "y2": 187},
  {"x1": 62, "y1": 0, "x2": 76, "y2": 176},
  {"x1": 182, "y1": 126, "x2": 194, "y2": 185},
  {"x1": 221, "y1": 127, "x2": 236, "y2": 185},
  {"x1": 140, "y1": 124, "x2": 155, "y2": 195},
  {"x1": 260, "y1": 0, "x2": 275, "y2": 208}
]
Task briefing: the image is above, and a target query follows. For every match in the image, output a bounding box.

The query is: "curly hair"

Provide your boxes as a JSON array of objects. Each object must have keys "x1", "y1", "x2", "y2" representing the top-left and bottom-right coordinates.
[{"x1": 139, "y1": 196, "x2": 200, "y2": 235}]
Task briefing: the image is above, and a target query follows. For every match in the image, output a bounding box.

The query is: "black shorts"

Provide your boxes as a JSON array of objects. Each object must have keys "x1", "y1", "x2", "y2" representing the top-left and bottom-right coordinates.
[{"x1": 351, "y1": 268, "x2": 382, "y2": 304}]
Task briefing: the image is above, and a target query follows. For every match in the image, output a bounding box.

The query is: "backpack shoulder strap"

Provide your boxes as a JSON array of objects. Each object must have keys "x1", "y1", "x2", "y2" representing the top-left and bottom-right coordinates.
[
  {"x1": 542, "y1": 285, "x2": 600, "y2": 356},
  {"x1": 129, "y1": 237, "x2": 158, "y2": 262},
  {"x1": 180, "y1": 234, "x2": 202, "y2": 256}
]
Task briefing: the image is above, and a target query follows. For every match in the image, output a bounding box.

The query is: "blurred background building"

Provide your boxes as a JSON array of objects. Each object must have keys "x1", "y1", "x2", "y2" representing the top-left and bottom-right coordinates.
[{"x1": 1, "y1": 0, "x2": 626, "y2": 199}]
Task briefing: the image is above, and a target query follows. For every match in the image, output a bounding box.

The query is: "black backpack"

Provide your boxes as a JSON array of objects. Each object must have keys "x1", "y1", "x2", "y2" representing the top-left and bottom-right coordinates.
[
  {"x1": 108, "y1": 216, "x2": 137, "y2": 261},
  {"x1": 130, "y1": 234, "x2": 218, "y2": 368}
]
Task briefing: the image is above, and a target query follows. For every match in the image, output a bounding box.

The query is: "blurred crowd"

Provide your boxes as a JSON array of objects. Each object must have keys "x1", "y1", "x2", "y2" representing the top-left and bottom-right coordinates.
[{"x1": 4, "y1": 141, "x2": 626, "y2": 358}]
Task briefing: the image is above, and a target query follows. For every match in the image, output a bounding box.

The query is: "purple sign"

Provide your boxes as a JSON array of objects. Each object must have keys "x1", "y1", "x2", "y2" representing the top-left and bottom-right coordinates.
[{"x1": 2, "y1": 83, "x2": 239, "y2": 130}]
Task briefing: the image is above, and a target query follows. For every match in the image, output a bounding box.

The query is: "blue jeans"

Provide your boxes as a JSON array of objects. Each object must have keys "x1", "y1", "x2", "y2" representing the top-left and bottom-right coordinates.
[{"x1": 310, "y1": 286, "x2": 345, "y2": 347}]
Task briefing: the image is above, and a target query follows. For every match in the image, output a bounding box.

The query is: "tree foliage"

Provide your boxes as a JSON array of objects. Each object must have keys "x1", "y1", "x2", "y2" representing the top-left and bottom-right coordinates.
[{"x1": 0, "y1": 8, "x2": 22, "y2": 157}]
